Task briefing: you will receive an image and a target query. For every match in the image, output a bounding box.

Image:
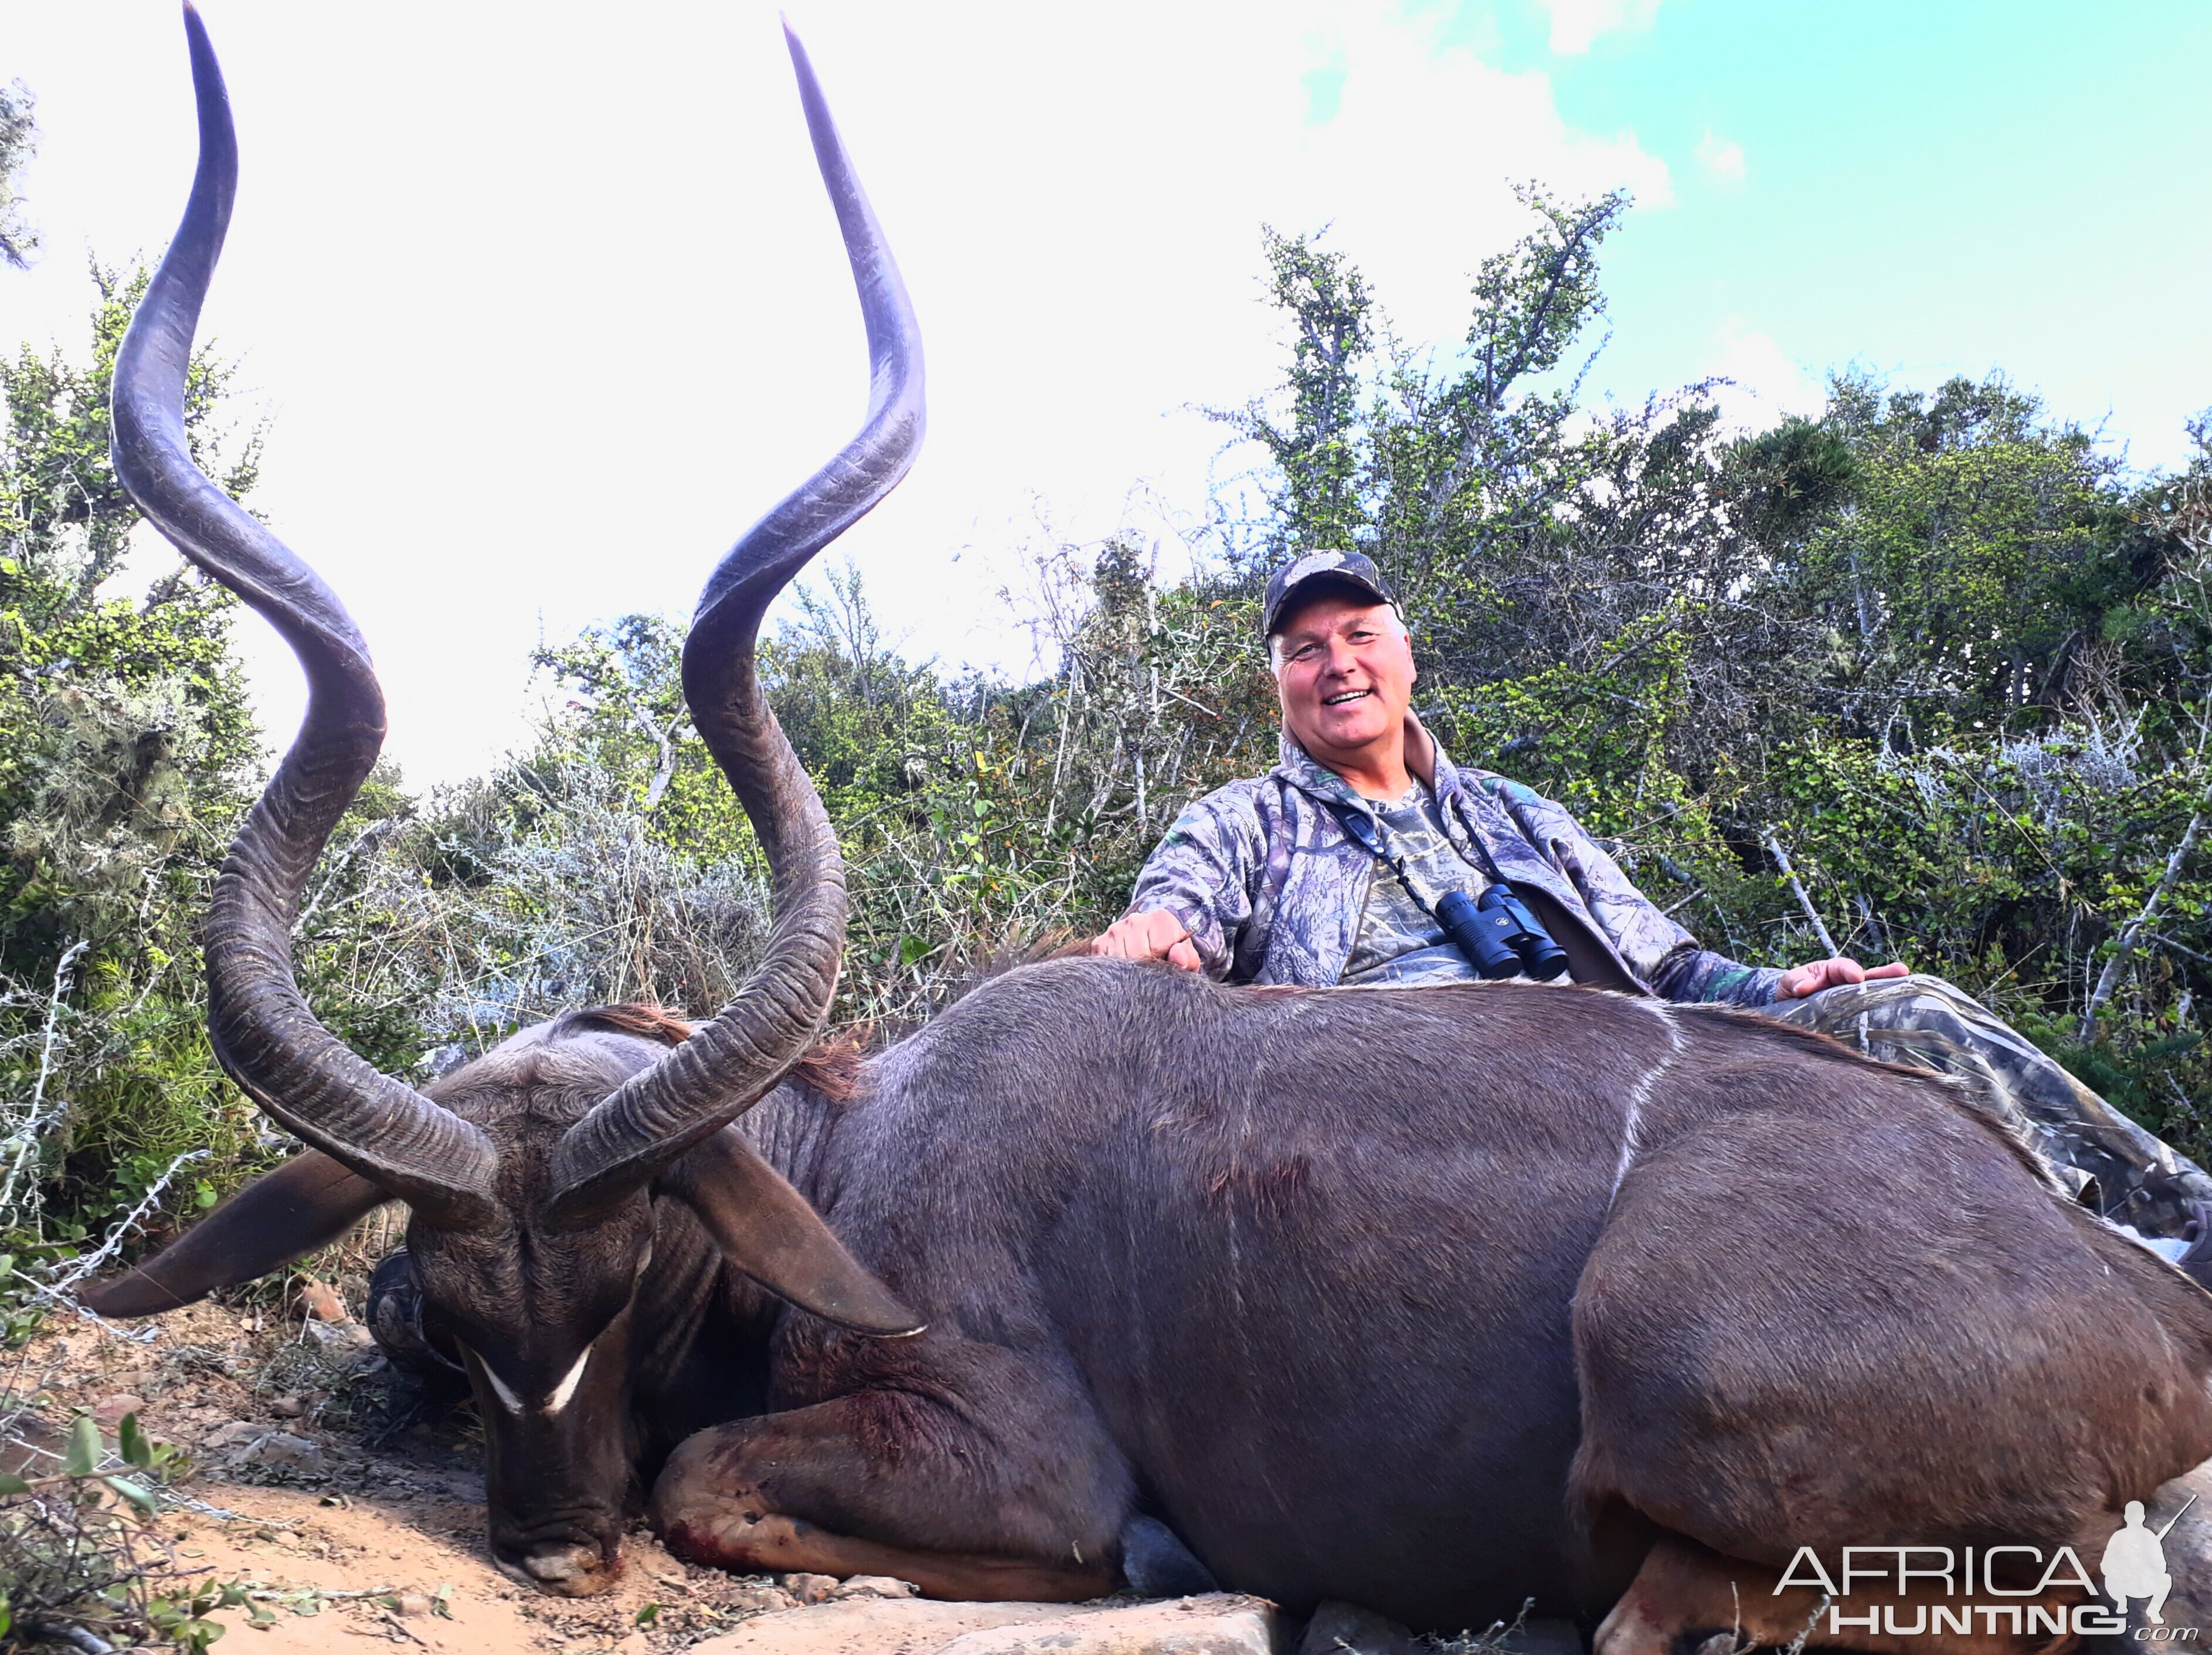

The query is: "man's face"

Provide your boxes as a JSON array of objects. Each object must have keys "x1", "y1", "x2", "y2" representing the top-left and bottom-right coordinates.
[{"x1": 1271, "y1": 589, "x2": 1416, "y2": 767}]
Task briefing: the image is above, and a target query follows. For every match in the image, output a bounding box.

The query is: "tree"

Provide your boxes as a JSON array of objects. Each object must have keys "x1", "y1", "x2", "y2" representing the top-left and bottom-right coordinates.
[
  {"x1": 0, "y1": 266, "x2": 267, "y2": 1238},
  {"x1": 1217, "y1": 196, "x2": 2212, "y2": 1154},
  {"x1": 1796, "y1": 373, "x2": 2146, "y2": 742},
  {"x1": 0, "y1": 80, "x2": 36, "y2": 271}
]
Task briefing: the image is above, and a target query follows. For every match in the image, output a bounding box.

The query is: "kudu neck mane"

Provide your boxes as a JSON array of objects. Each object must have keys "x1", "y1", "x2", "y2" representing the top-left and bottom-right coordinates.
[{"x1": 431, "y1": 1005, "x2": 864, "y2": 1205}]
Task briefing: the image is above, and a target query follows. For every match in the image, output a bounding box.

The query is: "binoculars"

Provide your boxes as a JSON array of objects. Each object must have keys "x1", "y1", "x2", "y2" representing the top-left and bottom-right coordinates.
[{"x1": 1435, "y1": 883, "x2": 1571, "y2": 982}]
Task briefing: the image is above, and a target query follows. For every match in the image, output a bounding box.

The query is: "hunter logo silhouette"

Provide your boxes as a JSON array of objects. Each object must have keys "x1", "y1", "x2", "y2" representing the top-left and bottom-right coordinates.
[{"x1": 2105, "y1": 1496, "x2": 2197, "y2": 1624}]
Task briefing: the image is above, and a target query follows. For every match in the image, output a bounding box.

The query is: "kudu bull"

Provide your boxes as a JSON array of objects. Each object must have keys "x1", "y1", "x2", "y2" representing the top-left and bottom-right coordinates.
[{"x1": 84, "y1": 9, "x2": 2212, "y2": 1648}]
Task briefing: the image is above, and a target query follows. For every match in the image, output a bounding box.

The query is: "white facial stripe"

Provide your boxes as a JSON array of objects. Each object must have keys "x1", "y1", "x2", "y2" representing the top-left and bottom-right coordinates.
[
  {"x1": 465, "y1": 1341, "x2": 593, "y2": 1415},
  {"x1": 546, "y1": 1344, "x2": 592, "y2": 1415},
  {"x1": 474, "y1": 1351, "x2": 525, "y2": 1415}
]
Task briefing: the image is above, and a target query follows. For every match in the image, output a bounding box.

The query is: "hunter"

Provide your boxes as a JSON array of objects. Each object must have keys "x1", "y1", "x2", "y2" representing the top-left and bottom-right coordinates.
[{"x1": 1093, "y1": 549, "x2": 2212, "y2": 1271}]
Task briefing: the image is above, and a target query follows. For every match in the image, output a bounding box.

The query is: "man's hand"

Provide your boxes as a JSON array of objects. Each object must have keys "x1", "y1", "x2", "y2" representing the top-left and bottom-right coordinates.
[
  {"x1": 1091, "y1": 910, "x2": 1202, "y2": 973},
  {"x1": 1775, "y1": 957, "x2": 1911, "y2": 1000}
]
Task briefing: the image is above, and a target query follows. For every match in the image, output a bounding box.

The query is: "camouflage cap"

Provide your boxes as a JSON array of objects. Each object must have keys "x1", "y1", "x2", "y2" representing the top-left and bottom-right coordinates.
[{"x1": 1262, "y1": 549, "x2": 1398, "y2": 638}]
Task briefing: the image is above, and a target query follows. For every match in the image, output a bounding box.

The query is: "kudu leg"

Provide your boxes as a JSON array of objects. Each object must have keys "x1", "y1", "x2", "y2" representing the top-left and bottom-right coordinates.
[
  {"x1": 1596, "y1": 1535, "x2": 2072, "y2": 1655},
  {"x1": 651, "y1": 1362, "x2": 1125, "y2": 1600}
]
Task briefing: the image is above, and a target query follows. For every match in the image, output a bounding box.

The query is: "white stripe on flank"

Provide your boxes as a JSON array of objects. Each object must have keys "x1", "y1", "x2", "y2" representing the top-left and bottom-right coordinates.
[
  {"x1": 1635, "y1": 996, "x2": 1687, "y2": 1053},
  {"x1": 1608, "y1": 1076, "x2": 1649, "y2": 1207},
  {"x1": 1608, "y1": 1042, "x2": 1683, "y2": 1205},
  {"x1": 1605, "y1": 1001, "x2": 1689, "y2": 1207}
]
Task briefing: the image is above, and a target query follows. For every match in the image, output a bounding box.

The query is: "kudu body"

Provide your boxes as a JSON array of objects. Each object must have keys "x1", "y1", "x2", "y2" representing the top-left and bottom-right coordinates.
[{"x1": 86, "y1": 12, "x2": 2212, "y2": 1649}]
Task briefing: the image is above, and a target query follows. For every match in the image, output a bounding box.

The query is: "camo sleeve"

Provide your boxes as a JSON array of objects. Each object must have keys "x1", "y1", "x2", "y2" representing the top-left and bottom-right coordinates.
[
  {"x1": 1649, "y1": 943, "x2": 1785, "y2": 1008},
  {"x1": 1120, "y1": 786, "x2": 1268, "y2": 981}
]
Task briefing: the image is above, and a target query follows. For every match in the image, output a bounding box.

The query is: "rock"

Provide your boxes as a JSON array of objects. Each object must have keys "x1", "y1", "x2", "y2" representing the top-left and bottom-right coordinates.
[
  {"x1": 688, "y1": 1593, "x2": 1279, "y2": 1655},
  {"x1": 270, "y1": 1395, "x2": 305, "y2": 1418},
  {"x1": 90, "y1": 1393, "x2": 145, "y2": 1430},
  {"x1": 688, "y1": 1600, "x2": 1086, "y2": 1655},
  {"x1": 831, "y1": 1576, "x2": 922, "y2": 1600},
  {"x1": 393, "y1": 1592, "x2": 435, "y2": 1617},
  {"x1": 783, "y1": 1572, "x2": 840, "y2": 1605},
  {"x1": 201, "y1": 1420, "x2": 264, "y2": 1451},
  {"x1": 1123, "y1": 1514, "x2": 1221, "y2": 1598},
  {"x1": 1299, "y1": 1602, "x2": 1422, "y2": 1655},
  {"x1": 297, "y1": 1279, "x2": 348, "y2": 1322},
  {"x1": 303, "y1": 1318, "x2": 375, "y2": 1352},
  {"x1": 0, "y1": 1415, "x2": 64, "y2": 1478},
  {"x1": 2130, "y1": 1456, "x2": 2212, "y2": 1636},
  {"x1": 240, "y1": 1430, "x2": 324, "y2": 1471},
  {"x1": 942, "y1": 1596, "x2": 1276, "y2": 1655},
  {"x1": 726, "y1": 1586, "x2": 798, "y2": 1614}
]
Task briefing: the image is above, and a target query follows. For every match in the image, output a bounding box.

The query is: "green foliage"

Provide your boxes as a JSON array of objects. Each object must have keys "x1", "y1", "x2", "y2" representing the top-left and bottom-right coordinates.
[
  {"x1": 1799, "y1": 373, "x2": 2149, "y2": 739},
  {"x1": 3, "y1": 172, "x2": 2208, "y2": 1286},
  {"x1": 1234, "y1": 228, "x2": 1375, "y2": 553},
  {"x1": 0, "y1": 264, "x2": 271, "y2": 1268},
  {"x1": 459, "y1": 548, "x2": 1272, "y2": 1033},
  {"x1": 0, "y1": 1409, "x2": 226, "y2": 1650},
  {"x1": 1233, "y1": 199, "x2": 2212, "y2": 1160},
  {"x1": 0, "y1": 79, "x2": 35, "y2": 272}
]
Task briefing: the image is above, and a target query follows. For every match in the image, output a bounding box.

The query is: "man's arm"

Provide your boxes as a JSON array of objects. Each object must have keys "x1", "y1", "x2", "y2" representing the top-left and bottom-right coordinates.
[
  {"x1": 1094, "y1": 909, "x2": 1202, "y2": 971},
  {"x1": 1089, "y1": 792, "x2": 1265, "y2": 977},
  {"x1": 1771, "y1": 956, "x2": 1910, "y2": 998},
  {"x1": 1490, "y1": 780, "x2": 1901, "y2": 1004},
  {"x1": 1649, "y1": 943, "x2": 1787, "y2": 1008}
]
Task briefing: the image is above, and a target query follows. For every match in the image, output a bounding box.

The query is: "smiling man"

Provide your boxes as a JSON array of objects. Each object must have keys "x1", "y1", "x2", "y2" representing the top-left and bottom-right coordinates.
[{"x1": 1093, "y1": 549, "x2": 2212, "y2": 1266}]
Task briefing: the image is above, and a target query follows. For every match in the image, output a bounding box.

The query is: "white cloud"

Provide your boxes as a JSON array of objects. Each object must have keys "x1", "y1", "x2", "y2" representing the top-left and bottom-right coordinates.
[
  {"x1": 1694, "y1": 128, "x2": 1747, "y2": 185},
  {"x1": 1706, "y1": 318, "x2": 1827, "y2": 433},
  {"x1": 1534, "y1": 0, "x2": 1663, "y2": 56},
  {"x1": 5, "y1": 0, "x2": 1672, "y2": 785}
]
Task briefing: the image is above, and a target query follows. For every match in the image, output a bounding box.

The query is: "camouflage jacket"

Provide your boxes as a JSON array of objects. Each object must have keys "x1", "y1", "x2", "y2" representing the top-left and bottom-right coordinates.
[{"x1": 1122, "y1": 724, "x2": 1782, "y2": 1005}]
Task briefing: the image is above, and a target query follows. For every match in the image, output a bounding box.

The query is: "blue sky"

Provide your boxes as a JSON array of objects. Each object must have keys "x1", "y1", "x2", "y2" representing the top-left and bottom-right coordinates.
[
  {"x1": 4, "y1": 1, "x2": 2204, "y2": 784},
  {"x1": 1439, "y1": 0, "x2": 2212, "y2": 461}
]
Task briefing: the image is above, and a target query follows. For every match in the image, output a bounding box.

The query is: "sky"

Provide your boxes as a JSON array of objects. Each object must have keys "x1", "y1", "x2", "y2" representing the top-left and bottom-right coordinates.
[{"x1": 4, "y1": 0, "x2": 2207, "y2": 788}]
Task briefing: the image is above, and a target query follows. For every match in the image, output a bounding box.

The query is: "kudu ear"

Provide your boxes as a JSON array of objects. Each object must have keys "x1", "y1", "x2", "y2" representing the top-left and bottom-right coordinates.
[
  {"x1": 79, "y1": 1151, "x2": 386, "y2": 1319},
  {"x1": 662, "y1": 1130, "x2": 923, "y2": 1337}
]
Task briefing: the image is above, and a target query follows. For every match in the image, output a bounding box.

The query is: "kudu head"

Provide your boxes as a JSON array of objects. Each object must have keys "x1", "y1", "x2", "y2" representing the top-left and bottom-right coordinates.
[{"x1": 80, "y1": 5, "x2": 925, "y2": 1596}]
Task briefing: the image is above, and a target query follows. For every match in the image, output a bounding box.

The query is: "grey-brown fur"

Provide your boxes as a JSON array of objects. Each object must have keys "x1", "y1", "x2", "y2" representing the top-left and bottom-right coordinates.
[
  {"x1": 94, "y1": 959, "x2": 2212, "y2": 1624},
  {"x1": 640, "y1": 962, "x2": 2212, "y2": 1624}
]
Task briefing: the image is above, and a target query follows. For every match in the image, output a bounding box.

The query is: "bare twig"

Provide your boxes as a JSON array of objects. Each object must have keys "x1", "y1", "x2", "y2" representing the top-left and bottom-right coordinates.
[
  {"x1": 2080, "y1": 810, "x2": 2206, "y2": 1044},
  {"x1": 1762, "y1": 834, "x2": 1839, "y2": 957},
  {"x1": 1783, "y1": 1593, "x2": 1834, "y2": 1655},
  {"x1": 53, "y1": 1149, "x2": 210, "y2": 1291},
  {"x1": 632, "y1": 708, "x2": 682, "y2": 814},
  {"x1": 0, "y1": 939, "x2": 88, "y2": 1225}
]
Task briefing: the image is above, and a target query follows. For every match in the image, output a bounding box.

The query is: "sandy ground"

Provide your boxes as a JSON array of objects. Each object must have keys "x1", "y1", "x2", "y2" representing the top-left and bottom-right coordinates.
[{"x1": 2, "y1": 1287, "x2": 807, "y2": 1653}]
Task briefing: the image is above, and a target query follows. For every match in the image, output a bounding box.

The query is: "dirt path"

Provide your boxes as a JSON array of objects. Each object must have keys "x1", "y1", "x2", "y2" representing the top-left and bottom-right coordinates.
[{"x1": 5, "y1": 1293, "x2": 803, "y2": 1653}]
